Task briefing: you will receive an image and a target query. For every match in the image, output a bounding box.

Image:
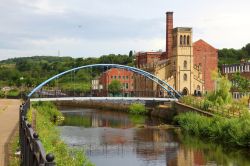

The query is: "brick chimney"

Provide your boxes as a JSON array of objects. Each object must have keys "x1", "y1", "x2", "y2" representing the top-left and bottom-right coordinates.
[{"x1": 166, "y1": 12, "x2": 173, "y2": 59}]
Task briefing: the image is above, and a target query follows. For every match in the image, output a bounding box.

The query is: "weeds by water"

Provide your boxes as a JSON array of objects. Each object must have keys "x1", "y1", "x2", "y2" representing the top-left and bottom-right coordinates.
[
  {"x1": 128, "y1": 103, "x2": 148, "y2": 115},
  {"x1": 174, "y1": 112, "x2": 250, "y2": 147},
  {"x1": 30, "y1": 101, "x2": 94, "y2": 166}
]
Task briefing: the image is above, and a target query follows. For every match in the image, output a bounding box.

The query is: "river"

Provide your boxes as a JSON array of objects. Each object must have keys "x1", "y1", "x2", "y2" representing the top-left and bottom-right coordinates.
[{"x1": 58, "y1": 107, "x2": 250, "y2": 166}]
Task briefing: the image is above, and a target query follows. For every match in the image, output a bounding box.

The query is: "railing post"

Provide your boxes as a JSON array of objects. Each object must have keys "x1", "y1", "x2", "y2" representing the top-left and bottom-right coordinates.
[{"x1": 20, "y1": 99, "x2": 56, "y2": 166}]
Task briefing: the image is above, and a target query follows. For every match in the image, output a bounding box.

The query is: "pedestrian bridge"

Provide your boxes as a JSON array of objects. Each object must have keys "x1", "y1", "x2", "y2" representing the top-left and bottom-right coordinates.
[{"x1": 30, "y1": 97, "x2": 178, "y2": 102}]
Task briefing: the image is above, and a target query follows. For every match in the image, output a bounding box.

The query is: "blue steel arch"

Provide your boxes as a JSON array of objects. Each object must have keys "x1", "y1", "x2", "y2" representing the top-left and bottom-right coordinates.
[{"x1": 28, "y1": 64, "x2": 181, "y2": 99}]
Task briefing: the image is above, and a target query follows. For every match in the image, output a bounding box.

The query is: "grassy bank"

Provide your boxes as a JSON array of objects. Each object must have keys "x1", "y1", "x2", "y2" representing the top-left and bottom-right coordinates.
[
  {"x1": 8, "y1": 131, "x2": 20, "y2": 166},
  {"x1": 29, "y1": 101, "x2": 94, "y2": 166},
  {"x1": 174, "y1": 112, "x2": 250, "y2": 147},
  {"x1": 128, "y1": 103, "x2": 148, "y2": 115}
]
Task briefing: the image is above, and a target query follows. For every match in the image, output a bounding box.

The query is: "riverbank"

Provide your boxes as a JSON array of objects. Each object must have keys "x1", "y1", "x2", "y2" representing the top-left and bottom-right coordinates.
[
  {"x1": 174, "y1": 112, "x2": 250, "y2": 147},
  {"x1": 30, "y1": 101, "x2": 94, "y2": 166}
]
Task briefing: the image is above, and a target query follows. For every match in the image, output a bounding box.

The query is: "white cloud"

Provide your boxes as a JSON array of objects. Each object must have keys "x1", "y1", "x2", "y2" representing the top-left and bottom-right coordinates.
[{"x1": 0, "y1": 0, "x2": 250, "y2": 60}]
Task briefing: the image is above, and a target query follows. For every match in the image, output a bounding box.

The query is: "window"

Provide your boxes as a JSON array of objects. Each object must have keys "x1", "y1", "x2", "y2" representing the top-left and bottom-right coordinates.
[
  {"x1": 125, "y1": 83, "x2": 129, "y2": 89},
  {"x1": 123, "y1": 76, "x2": 125, "y2": 79},
  {"x1": 111, "y1": 76, "x2": 113, "y2": 79},
  {"x1": 184, "y1": 60, "x2": 187, "y2": 69},
  {"x1": 187, "y1": 35, "x2": 190, "y2": 45},
  {"x1": 180, "y1": 35, "x2": 183, "y2": 45},
  {"x1": 118, "y1": 76, "x2": 121, "y2": 79},
  {"x1": 126, "y1": 76, "x2": 129, "y2": 79},
  {"x1": 183, "y1": 35, "x2": 186, "y2": 45},
  {"x1": 183, "y1": 74, "x2": 187, "y2": 81},
  {"x1": 131, "y1": 76, "x2": 133, "y2": 79},
  {"x1": 114, "y1": 76, "x2": 117, "y2": 79}
]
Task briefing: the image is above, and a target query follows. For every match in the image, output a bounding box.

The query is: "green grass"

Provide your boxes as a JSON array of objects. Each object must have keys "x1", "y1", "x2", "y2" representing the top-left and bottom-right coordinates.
[
  {"x1": 30, "y1": 101, "x2": 94, "y2": 166},
  {"x1": 8, "y1": 133, "x2": 20, "y2": 166},
  {"x1": 7, "y1": 89, "x2": 20, "y2": 97},
  {"x1": 174, "y1": 112, "x2": 250, "y2": 147},
  {"x1": 128, "y1": 103, "x2": 148, "y2": 115}
]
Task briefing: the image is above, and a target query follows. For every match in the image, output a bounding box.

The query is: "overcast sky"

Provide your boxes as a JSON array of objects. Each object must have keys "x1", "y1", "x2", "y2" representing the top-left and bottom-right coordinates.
[{"x1": 0, "y1": 0, "x2": 250, "y2": 60}]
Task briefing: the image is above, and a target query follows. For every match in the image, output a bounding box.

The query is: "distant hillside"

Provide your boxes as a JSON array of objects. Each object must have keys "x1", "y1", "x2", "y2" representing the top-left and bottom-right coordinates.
[
  {"x1": 218, "y1": 43, "x2": 250, "y2": 68},
  {"x1": 0, "y1": 54, "x2": 134, "y2": 88}
]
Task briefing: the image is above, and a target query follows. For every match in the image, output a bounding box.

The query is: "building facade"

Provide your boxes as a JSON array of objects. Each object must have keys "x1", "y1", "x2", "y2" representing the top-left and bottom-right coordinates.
[
  {"x1": 135, "y1": 12, "x2": 218, "y2": 96},
  {"x1": 221, "y1": 61, "x2": 250, "y2": 99},
  {"x1": 98, "y1": 68, "x2": 134, "y2": 97}
]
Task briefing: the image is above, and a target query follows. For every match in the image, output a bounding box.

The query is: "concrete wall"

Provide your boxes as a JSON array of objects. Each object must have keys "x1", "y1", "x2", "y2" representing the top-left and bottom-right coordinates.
[{"x1": 173, "y1": 101, "x2": 214, "y2": 117}]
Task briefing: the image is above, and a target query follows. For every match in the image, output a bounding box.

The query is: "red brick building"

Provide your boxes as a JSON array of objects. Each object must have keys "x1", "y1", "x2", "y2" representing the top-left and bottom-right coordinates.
[
  {"x1": 135, "y1": 12, "x2": 218, "y2": 94},
  {"x1": 193, "y1": 39, "x2": 218, "y2": 91},
  {"x1": 99, "y1": 68, "x2": 134, "y2": 96}
]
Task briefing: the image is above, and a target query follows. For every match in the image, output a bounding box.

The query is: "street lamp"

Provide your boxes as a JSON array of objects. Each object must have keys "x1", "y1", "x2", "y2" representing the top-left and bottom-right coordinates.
[{"x1": 20, "y1": 77, "x2": 24, "y2": 99}]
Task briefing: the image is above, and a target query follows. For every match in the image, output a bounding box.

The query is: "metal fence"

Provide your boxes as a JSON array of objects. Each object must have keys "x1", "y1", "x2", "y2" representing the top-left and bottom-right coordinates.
[{"x1": 19, "y1": 99, "x2": 56, "y2": 166}]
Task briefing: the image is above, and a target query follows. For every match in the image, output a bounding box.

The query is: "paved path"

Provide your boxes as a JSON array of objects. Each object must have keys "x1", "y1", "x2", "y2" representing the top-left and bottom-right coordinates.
[{"x1": 0, "y1": 99, "x2": 21, "y2": 166}]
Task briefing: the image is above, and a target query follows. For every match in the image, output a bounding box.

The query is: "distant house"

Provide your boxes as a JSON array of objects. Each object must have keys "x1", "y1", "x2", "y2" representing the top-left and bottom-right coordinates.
[
  {"x1": 91, "y1": 79, "x2": 103, "y2": 96},
  {"x1": 221, "y1": 61, "x2": 250, "y2": 99},
  {"x1": 98, "y1": 68, "x2": 134, "y2": 97}
]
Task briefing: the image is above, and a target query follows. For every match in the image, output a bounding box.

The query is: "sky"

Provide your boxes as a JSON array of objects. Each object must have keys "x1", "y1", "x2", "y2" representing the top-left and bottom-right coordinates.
[{"x1": 0, "y1": 0, "x2": 250, "y2": 60}]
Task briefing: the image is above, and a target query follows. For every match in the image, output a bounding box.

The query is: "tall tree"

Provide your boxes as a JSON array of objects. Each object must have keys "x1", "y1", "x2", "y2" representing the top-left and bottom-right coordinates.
[{"x1": 108, "y1": 80, "x2": 122, "y2": 96}]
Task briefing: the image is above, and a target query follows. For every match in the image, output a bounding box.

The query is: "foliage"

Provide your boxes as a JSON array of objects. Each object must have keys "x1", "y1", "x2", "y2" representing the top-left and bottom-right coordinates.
[
  {"x1": 6, "y1": 89, "x2": 20, "y2": 97},
  {"x1": 174, "y1": 112, "x2": 250, "y2": 147},
  {"x1": 0, "y1": 54, "x2": 134, "y2": 90},
  {"x1": 231, "y1": 72, "x2": 250, "y2": 93},
  {"x1": 8, "y1": 133, "x2": 20, "y2": 166},
  {"x1": 207, "y1": 73, "x2": 232, "y2": 106},
  {"x1": 128, "y1": 102, "x2": 148, "y2": 115},
  {"x1": 108, "y1": 80, "x2": 122, "y2": 96},
  {"x1": 218, "y1": 43, "x2": 250, "y2": 68},
  {"x1": 31, "y1": 102, "x2": 93, "y2": 166},
  {"x1": 0, "y1": 90, "x2": 5, "y2": 98}
]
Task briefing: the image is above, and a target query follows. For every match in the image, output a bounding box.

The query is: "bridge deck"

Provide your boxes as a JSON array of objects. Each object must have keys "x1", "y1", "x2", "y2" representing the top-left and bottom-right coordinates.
[{"x1": 30, "y1": 97, "x2": 178, "y2": 102}]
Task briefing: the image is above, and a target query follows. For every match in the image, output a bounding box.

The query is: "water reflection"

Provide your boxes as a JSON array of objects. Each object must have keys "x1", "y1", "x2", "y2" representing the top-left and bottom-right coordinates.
[{"x1": 58, "y1": 107, "x2": 250, "y2": 166}]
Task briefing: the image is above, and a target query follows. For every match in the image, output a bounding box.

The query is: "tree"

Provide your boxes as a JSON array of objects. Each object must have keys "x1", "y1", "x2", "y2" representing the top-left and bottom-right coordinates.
[
  {"x1": 129, "y1": 50, "x2": 133, "y2": 57},
  {"x1": 231, "y1": 72, "x2": 250, "y2": 93},
  {"x1": 242, "y1": 43, "x2": 250, "y2": 57},
  {"x1": 108, "y1": 80, "x2": 122, "y2": 96},
  {"x1": 207, "y1": 72, "x2": 232, "y2": 105}
]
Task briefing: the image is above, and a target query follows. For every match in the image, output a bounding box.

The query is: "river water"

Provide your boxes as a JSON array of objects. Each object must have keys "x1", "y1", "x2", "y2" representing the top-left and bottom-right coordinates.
[{"x1": 58, "y1": 107, "x2": 250, "y2": 166}]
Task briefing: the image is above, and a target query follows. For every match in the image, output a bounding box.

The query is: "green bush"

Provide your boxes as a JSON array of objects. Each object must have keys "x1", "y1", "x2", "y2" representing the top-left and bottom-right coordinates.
[
  {"x1": 7, "y1": 89, "x2": 20, "y2": 97},
  {"x1": 31, "y1": 102, "x2": 93, "y2": 166},
  {"x1": 0, "y1": 90, "x2": 5, "y2": 98},
  {"x1": 174, "y1": 112, "x2": 250, "y2": 147},
  {"x1": 128, "y1": 103, "x2": 147, "y2": 115}
]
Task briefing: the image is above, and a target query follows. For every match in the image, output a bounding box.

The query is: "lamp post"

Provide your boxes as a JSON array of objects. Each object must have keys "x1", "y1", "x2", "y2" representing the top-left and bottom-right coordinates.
[{"x1": 20, "y1": 77, "x2": 24, "y2": 99}]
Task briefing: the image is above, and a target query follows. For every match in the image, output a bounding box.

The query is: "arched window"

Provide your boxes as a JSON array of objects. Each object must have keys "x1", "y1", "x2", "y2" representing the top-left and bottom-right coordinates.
[
  {"x1": 180, "y1": 35, "x2": 183, "y2": 45},
  {"x1": 184, "y1": 60, "x2": 187, "y2": 69},
  {"x1": 183, "y1": 35, "x2": 186, "y2": 45},
  {"x1": 183, "y1": 73, "x2": 187, "y2": 81},
  {"x1": 187, "y1": 35, "x2": 190, "y2": 45}
]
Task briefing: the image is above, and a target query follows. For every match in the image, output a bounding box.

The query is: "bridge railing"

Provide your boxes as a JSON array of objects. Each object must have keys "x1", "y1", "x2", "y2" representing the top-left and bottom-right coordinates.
[{"x1": 19, "y1": 99, "x2": 55, "y2": 166}]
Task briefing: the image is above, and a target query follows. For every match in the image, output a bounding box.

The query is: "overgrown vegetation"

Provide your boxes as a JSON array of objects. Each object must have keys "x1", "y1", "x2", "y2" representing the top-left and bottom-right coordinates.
[
  {"x1": 128, "y1": 102, "x2": 148, "y2": 115},
  {"x1": 174, "y1": 112, "x2": 250, "y2": 147},
  {"x1": 29, "y1": 101, "x2": 94, "y2": 166},
  {"x1": 180, "y1": 72, "x2": 249, "y2": 117}
]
